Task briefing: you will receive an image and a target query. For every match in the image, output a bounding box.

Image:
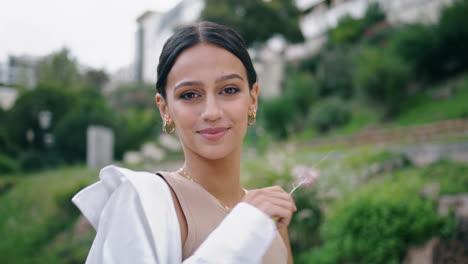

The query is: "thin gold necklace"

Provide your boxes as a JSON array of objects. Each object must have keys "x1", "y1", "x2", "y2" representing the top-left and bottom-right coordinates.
[{"x1": 177, "y1": 167, "x2": 246, "y2": 212}]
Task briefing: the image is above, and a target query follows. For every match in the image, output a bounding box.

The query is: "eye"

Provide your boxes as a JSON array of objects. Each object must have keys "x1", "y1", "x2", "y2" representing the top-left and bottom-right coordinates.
[
  {"x1": 180, "y1": 91, "x2": 200, "y2": 100},
  {"x1": 222, "y1": 87, "x2": 240, "y2": 94}
]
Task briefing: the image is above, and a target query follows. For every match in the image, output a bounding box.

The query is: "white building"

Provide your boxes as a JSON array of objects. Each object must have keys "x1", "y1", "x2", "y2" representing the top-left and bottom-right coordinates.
[
  {"x1": 297, "y1": 0, "x2": 453, "y2": 40},
  {"x1": 0, "y1": 55, "x2": 40, "y2": 89},
  {"x1": 135, "y1": 0, "x2": 204, "y2": 83}
]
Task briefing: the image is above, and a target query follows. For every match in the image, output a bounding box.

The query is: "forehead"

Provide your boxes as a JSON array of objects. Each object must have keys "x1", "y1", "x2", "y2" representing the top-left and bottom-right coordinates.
[{"x1": 166, "y1": 43, "x2": 247, "y2": 87}]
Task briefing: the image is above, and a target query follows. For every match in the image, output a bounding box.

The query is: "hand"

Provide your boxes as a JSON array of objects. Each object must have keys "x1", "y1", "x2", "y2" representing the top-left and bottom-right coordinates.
[{"x1": 242, "y1": 186, "x2": 297, "y2": 229}]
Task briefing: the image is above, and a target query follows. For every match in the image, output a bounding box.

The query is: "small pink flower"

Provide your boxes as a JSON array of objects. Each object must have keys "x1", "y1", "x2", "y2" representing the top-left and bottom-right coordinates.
[
  {"x1": 289, "y1": 151, "x2": 332, "y2": 195},
  {"x1": 290, "y1": 165, "x2": 319, "y2": 194}
]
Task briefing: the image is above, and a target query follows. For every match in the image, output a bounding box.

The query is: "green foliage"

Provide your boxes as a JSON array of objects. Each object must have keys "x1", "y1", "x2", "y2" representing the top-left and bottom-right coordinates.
[
  {"x1": 201, "y1": 0, "x2": 304, "y2": 46},
  {"x1": 54, "y1": 97, "x2": 117, "y2": 164},
  {"x1": 296, "y1": 54, "x2": 320, "y2": 74},
  {"x1": 0, "y1": 166, "x2": 96, "y2": 263},
  {"x1": 388, "y1": 0, "x2": 468, "y2": 82},
  {"x1": 388, "y1": 23, "x2": 439, "y2": 81},
  {"x1": 261, "y1": 72, "x2": 319, "y2": 139},
  {"x1": 394, "y1": 73, "x2": 468, "y2": 125},
  {"x1": 83, "y1": 69, "x2": 109, "y2": 91},
  {"x1": 329, "y1": 15, "x2": 363, "y2": 46},
  {"x1": 6, "y1": 85, "x2": 76, "y2": 152},
  {"x1": 0, "y1": 127, "x2": 18, "y2": 157},
  {"x1": 110, "y1": 82, "x2": 155, "y2": 110},
  {"x1": 308, "y1": 97, "x2": 351, "y2": 133},
  {"x1": 261, "y1": 95, "x2": 298, "y2": 139},
  {"x1": 422, "y1": 160, "x2": 468, "y2": 195},
  {"x1": 110, "y1": 82, "x2": 161, "y2": 158},
  {"x1": 353, "y1": 47, "x2": 411, "y2": 117},
  {"x1": 37, "y1": 48, "x2": 83, "y2": 90},
  {"x1": 0, "y1": 154, "x2": 20, "y2": 174},
  {"x1": 285, "y1": 72, "x2": 319, "y2": 116},
  {"x1": 317, "y1": 48, "x2": 354, "y2": 98},
  {"x1": 328, "y1": 2, "x2": 386, "y2": 46},
  {"x1": 115, "y1": 108, "x2": 160, "y2": 159},
  {"x1": 301, "y1": 178, "x2": 456, "y2": 264},
  {"x1": 436, "y1": 0, "x2": 468, "y2": 77}
]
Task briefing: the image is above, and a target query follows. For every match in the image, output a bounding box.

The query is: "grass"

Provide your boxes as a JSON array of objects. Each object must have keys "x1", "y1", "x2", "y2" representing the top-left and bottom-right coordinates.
[
  {"x1": 395, "y1": 82, "x2": 468, "y2": 126},
  {"x1": 0, "y1": 166, "x2": 97, "y2": 263}
]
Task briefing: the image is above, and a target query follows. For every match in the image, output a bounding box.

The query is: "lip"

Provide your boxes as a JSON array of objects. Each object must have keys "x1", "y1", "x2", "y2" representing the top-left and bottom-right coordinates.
[{"x1": 197, "y1": 127, "x2": 230, "y2": 141}]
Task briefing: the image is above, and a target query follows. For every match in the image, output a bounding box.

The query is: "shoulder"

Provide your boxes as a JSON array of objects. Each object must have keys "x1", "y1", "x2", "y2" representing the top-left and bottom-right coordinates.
[
  {"x1": 80, "y1": 166, "x2": 183, "y2": 262},
  {"x1": 72, "y1": 165, "x2": 174, "y2": 230}
]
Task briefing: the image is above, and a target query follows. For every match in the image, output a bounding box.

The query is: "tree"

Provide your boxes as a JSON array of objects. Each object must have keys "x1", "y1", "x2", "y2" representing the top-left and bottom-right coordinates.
[
  {"x1": 84, "y1": 69, "x2": 109, "y2": 92},
  {"x1": 200, "y1": 0, "x2": 304, "y2": 47},
  {"x1": 6, "y1": 85, "x2": 76, "y2": 152},
  {"x1": 37, "y1": 48, "x2": 83, "y2": 90}
]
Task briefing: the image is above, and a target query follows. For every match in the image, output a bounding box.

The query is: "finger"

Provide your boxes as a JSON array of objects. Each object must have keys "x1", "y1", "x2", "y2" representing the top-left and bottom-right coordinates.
[
  {"x1": 264, "y1": 205, "x2": 293, "y2": 223},
  {"x1": 258, "y1": 191, "x2": 297, "y2": 211}
]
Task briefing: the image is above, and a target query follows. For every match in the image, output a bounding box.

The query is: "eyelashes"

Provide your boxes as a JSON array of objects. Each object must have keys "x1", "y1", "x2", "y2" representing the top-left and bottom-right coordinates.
[
  {"x1": 221, "y1": 87, "x2": 240, "y2": 94},
  {"x1": 179, "y1": 86, "x2": 240, "y2": 100},
  {"x1": 180, "y1": 91, "x2": 199, "y2": 100}
]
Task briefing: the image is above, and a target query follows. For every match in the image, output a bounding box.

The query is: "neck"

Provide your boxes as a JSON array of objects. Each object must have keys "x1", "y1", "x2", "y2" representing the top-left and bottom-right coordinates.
[{"x1": 182, "y1": 148, "x2": 244, "y2": 208}]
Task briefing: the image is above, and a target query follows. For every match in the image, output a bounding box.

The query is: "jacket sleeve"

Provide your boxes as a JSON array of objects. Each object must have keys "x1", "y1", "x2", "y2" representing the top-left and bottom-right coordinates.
[{"x1": 73, "y1": 165, "x2": 276, "y2": 264}]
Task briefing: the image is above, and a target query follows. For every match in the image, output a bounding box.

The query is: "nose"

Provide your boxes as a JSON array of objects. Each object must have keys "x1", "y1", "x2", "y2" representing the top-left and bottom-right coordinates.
[{"x1": 201, "y1": 94, "x2": 222, "y2": 122}]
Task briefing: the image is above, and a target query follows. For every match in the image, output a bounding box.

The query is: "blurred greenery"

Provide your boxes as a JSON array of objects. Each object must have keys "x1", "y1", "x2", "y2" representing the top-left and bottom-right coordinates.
[
  {"x1": 307, "y1": 97, "x2": 351, "y2": 133},
  {"x1": 0, "y1": 166, "x2": 96, "y2": 263},
  {"x1": 201, "y1": 0, "x2": 304, "y2": 46}
]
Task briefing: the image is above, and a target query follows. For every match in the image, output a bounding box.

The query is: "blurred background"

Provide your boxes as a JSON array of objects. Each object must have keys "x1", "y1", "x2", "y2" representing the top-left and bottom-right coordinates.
[{"x1": 1, "y1": 0, "x2": 468, "y2": 263}]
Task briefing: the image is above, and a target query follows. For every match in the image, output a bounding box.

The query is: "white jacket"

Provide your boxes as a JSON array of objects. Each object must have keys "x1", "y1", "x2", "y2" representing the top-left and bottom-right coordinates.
[{"x1": 72, "y1": 165, "x2": 277, "y2": 264}]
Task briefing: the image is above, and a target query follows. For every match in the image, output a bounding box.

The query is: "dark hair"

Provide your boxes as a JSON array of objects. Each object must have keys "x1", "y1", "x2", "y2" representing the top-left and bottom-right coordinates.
[{"x1": 156, "y1": 21, "x2": 257, "y2": 99}]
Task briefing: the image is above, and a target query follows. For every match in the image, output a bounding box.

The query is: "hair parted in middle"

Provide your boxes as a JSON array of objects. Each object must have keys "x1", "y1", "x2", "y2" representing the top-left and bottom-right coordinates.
[{"x1": 156, "y1": 21, "x2": 257, "y2": 99}]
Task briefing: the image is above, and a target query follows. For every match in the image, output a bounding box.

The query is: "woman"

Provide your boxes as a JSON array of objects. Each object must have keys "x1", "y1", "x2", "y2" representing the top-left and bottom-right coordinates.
[{"x1": 73, "y1": 21, "x2": 297, "y2": 264}]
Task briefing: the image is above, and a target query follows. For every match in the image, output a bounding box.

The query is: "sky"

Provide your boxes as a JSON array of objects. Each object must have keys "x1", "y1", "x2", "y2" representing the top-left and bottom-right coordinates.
[{"x1": 0, "y1": 0, "x2": 182, "y2": 72}]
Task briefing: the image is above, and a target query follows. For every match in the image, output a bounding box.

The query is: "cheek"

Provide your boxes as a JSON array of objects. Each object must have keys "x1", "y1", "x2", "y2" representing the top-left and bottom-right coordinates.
[{"x1": 228, "y1": 101, "x2": 249, "y2": 126}]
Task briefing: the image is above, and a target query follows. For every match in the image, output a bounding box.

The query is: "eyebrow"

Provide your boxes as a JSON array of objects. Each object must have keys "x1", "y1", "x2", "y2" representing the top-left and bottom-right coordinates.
[
  {"x1": 215, "y1": 73, "x2": 244, "y2": 84},
  {"x1": 173, "y1": 73, "x2": 244, "y2": 91}
]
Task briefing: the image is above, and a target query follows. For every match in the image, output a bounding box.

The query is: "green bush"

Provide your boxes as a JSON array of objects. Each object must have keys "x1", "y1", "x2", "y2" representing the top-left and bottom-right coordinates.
[
  {"x1": 261, "y1": 72, "x2": 320, "y2": 139},
  {"x1": 285, "y1": 72, "x2": 319, "y2": 116},
  {"x1": 261, "y1": 95, "x2": 298, "y2": 139},
  {"x1": 114, "y1": 108, "x2": 160, "y2": 159},
  {"x1": 54, "y1": 99, "x2": 117, "y2": 164},
  {"x1": 308, "y1": 97, "x2": 351, "y2": 133},
  {"x1": 389, "y1": 23, "x2": 439, "y2": 82},
  {"x1": 388, "y1": 0, "x2": 468, "y2": 82},
  {"x1": 317, "y1": 48, "x2": 354, "y2": 98},
  {"x1": 0, "y1": 154, "x2": 20, "y2": 174},
  {"x1": 19, "y1": 150, "x2": 45, "y2": 172},
  {"x1": 300, "y1": 180, "x2": 456, "y2": 264},
  {"x1": 329, "y1": 2, "x2": 385, "y2": 46},
  {"x1": 6, "y1": 85, "x2": 76, "y2": 152},
  {"x1": 329, "y1": 15, "x2": 363, "y2": 46},
  {"x1": 353, "y1": 47, "x2": 410, "y2": 117},
  {"x1": 436, "y1": 0, "x2": 468, "y2": 77}
]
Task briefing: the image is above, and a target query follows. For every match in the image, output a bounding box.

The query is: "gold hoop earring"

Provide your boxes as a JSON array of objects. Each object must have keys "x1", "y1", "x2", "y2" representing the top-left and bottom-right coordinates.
[
  {"x1": 248, "y1": 111, "x2": 256, "y2": 126},
  {"x1": 163, "y1": 121, "x2": 176, "y2": 135}
]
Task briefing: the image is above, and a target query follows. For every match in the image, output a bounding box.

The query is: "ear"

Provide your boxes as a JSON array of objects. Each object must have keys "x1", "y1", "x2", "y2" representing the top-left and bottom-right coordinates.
[
  {"x1": 249, "y1": 82, "x2": 259, "y2": 114},
  {"x1": 155, "y1": 93, "x2": 170, "y2": 122}
]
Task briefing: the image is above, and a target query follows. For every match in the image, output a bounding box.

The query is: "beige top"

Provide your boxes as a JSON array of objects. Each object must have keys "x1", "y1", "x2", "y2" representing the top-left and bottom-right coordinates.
[{"x1": 157, "y1": 171, "x2": 288, "y2": 263}]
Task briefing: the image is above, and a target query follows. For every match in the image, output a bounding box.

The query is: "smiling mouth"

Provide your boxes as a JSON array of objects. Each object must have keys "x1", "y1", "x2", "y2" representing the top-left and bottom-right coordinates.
[{"x1": 197, "y1": 127, "x2": 230, "y2": 141}]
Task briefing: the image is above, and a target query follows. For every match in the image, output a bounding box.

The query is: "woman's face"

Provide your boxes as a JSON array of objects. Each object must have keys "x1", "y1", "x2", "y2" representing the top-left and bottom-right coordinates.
[{"x1": 156, "y1": 43, "x2": 259, "y2": 160}]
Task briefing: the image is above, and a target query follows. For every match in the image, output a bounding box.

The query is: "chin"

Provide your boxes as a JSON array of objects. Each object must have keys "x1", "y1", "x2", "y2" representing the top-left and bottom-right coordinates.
[{"x1": 196, "y1": 145, "x2": 237, "y2": 160}]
